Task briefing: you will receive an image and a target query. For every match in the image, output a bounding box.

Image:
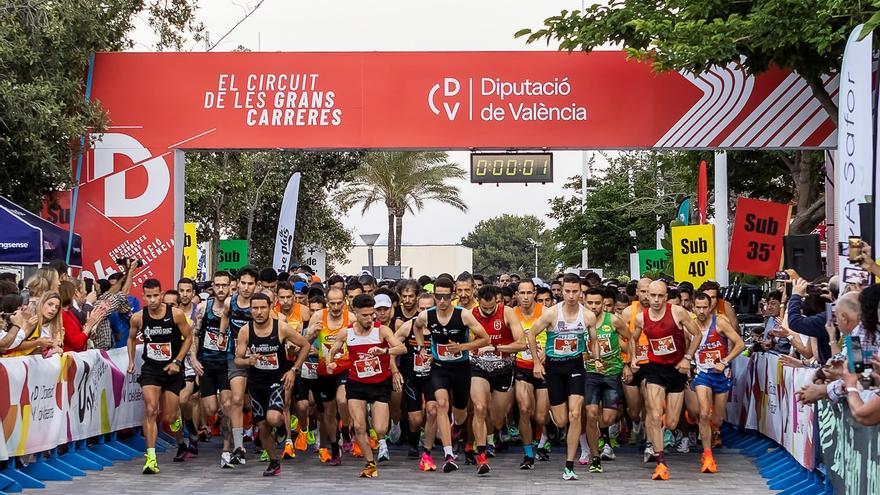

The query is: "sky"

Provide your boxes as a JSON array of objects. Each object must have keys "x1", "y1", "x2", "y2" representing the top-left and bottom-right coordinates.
[{"x1": 131, "y1": 0, "x2": 613, "y2": 246}]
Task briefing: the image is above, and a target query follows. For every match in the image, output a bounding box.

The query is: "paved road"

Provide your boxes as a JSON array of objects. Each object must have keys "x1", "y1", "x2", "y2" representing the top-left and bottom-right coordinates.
[{"x1": 37, "y1": 440, "x2": 776, "y2": 495}]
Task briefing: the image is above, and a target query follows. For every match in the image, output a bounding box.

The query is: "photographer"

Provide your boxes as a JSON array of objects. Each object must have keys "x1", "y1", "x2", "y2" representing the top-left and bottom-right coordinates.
[
  {"x1": 787, "y1": 277, "x2": 835, "y2": 364},
  {"x1": 90, "y1": 259, "x2": 137, "y2": 350}
]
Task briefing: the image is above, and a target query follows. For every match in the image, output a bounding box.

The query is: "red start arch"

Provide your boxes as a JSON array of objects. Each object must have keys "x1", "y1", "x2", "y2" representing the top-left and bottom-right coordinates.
[{"x1": 70, "y1": 51, "x2": 837, "y2": 287}]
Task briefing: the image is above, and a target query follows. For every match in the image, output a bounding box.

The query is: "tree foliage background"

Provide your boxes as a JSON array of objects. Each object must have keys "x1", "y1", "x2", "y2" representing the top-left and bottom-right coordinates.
[{"x1": 462, "y1": 214, "x2": 557, "y2": 279}]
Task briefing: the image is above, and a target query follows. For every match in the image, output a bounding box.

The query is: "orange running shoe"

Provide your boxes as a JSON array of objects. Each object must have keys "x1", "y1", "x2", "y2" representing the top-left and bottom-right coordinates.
[
  {"x1": 282, "y1": 439, "x2": 296, "y2": 459},
  {"x1": 359, "y1": 461, "x2": 378, "y2": 478},
  {"x1": 369, "y1": 430, "x2": 379, "y2": 450},
  {"x1": 319, "y1": 448, "x2": 332, "y2": 463},
  {"x1": 294, "y1": 430, "x2": 308, "y2": 451},
  {"x1": 352, "y1": 441, "x2": 364, "y2": 458},
  {"x1": 651, "y1": 462, "x2": 670, "y2": 481},
  {"x1": 701, "y1": 453, "x2": 717, "y2": 473}
]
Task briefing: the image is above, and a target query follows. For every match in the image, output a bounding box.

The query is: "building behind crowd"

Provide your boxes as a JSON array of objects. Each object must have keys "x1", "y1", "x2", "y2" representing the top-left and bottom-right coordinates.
[{"x1": 337, "y1": 244, "x2": 472, "y2": 277}]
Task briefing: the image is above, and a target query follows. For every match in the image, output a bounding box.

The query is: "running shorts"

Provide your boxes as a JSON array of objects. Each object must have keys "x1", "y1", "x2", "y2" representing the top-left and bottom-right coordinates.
[
  {"x1": 544, "y1": 357, "x2": 586, "y2": 406},
  {"x1": 471, "y1": 367, "x2": 514, "y2": 393},
  {"x1": 402, "y1": 373, "x2": 429, "y2": 413},
  {"x1": 514, "y1": 366, "x2": 547, "y2": 389},
  {"x1": 247, "y1": 380, "x2": 284, "y2": 423},
  {"x1": 316, "y1": 372, "x2": 347, "y2": 403},
  {"x1": 583, "y1": 372, "x2": 623, "y2": 409},
  {"x1": 199, "y1": 364, "x2": 230, "y2": 398},
  {"x1": 346, "y1": 378, "x2": 392, "y2": 404},
  {"x1": 138, "y1": 363, "x2": 184, "y2": 394},
  {"x1": 425, "y1": 362, "x2": 471, "y2": 410},
  {"x1": 641, "y1": 362, "x2": 688, "y2": 394},
  {"x1": 690, "y1": 370, "x2": 732, "y2": 394}
]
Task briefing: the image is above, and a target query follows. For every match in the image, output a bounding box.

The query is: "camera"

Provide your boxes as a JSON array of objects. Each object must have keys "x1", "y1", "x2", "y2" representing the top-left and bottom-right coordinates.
[{"x1": 115, "y1": 257, "x2": 144, "y2": 268}]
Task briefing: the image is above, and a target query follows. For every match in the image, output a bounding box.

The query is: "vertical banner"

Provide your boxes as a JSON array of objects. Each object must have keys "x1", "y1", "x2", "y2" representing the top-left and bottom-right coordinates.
[
  {"x1": 273, "y1": 172, "x2": 302, "y2": 272},
  {"x1": 637, "y1": 249, "x2": 669, "y2": 276},
  {"x1": 218, "y1": 239, "x2": 249, "y2": 271},
  {"x1": 697, "y1": 160, "x2": 708, "y2": 224},
  {"x1": 676, "y1": 197, "x2": 690, "y2": 225},
  {"x1": 728, "y1": 197, "x2": 791, "y2": 276},
  {"x1": 836, "y1": 25, "x2": 872, "y2": 273},
  {"x1": 183, "y1": 222, "x2": 197, "y2": 279},
  {"x1": 671, "y1": 224, "x2": 715, "y2": 286}
]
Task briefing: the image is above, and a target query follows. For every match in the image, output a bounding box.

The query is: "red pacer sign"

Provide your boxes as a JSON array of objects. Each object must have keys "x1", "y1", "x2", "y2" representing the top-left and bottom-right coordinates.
[
  {"x1": 728, "y1": 197, "x2": 792, "y2": 277},
  {"x1": 71, "y1": 51, "x2": 837, "y2": 288}
]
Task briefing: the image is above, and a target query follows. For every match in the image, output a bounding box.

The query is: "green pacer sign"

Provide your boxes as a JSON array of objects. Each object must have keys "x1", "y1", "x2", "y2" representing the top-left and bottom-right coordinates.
[
  {"x1": 638, "y1": 249, "x2": 670, "y2": 275},
  {"x1": 218, "y1": 239, "x2": 249, "y2": 270}
]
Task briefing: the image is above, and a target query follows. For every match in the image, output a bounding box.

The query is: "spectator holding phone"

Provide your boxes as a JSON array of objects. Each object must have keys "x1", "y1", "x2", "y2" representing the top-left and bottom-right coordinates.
[
  {"x1": 787, "y1": 276, "x2": 834, "y2": 364},
  {"x1": 91, "y1": 260, "x2": 137, "y2": 351}
]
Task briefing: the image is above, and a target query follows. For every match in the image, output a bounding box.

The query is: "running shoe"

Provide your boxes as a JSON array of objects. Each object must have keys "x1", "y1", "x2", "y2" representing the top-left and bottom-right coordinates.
[
  {"x1": 294, "y1": 431, "x2": 308, "y2": 451},
  {"x1": 263, "y1": 460, "x2": 281, "y2": 477},
  {"x1": 220, "y1": 451, "x2": 234, "y2": 469},
  {"x1": 259, "y1": 449, "x2": 270, "y2": 462},
  {"x1": 352, "y1": 441, "x2": 364, "y2": 458},
  {"x1": 173, "y1": 444, "x2": 192, "y2": 462},
  {"x1": 700, "y1": 452, "x2": 717, "y2": 474},
  {"x1": 306, "y1": 429, "x2": 316, "y2": 446},
  {"x1": 419, "y1": 452, "x2": 437, "y2": 471},
  {"x1": 519, "y1": 456, "x2": 535, "y2": 470},
  {"x1": 328, "y1": 455, "x2": 342, "y2": 466},
  {"x1": 676, "y1": 435, "x2": 690, "y2": 454},
  {"x1": 199, "y1": 425, "x2": 211, "y2": 442},
  {"x1": 562, "y1": 467, "x2": 578, "y2": 480},
  {"x1": 609, "y1": 436, "x2": 620, "y2": 448},
  {"x1": 187, "y1": 437, "x2": 200, "y2": 456},
  {"x1": 442, "y1": 454, "x2": 459, "y2": 473},
  {"x1": 536, "y1": 446, "x2": 550, "y2": 461},
  {"x1": 377, "y1": 444, "x2": 390, "y2": 463},
  {"x1": 476, "y1": 452, "x2": 490, "y2": 475},
  {"x1": 601, "y1": 443, "x2": 616, "y2": 460},
  {"x1": 643, "y1": 444, "x2": 656, "y2": 464},
  {"x1": 343, "y1": 440, "x2": 354, "y2": 454},
  {"x1": 369, "y1": 429, "x2": 379, "y2": 450},
  {"x1": 142, "y1": 454, "x2": 159, "y2": 474},
  {"x1": 290, "y1": 415, "x2": 299, "y2": 432},
  {"x1": 651, "y1": 462, "x2": 670, "y2": 481},
  {"x1": 464, "y1": 448, "x2": 476, "y2": 465},
  {"x1": 319, "y1": 447, "x2": 332, "y2": 463},
  {"x1": 485, "y1": 444, "x2": 496, "y2": 458},
  {"x1": 360, "y1": 461, "x2": 378, "y2": 478},
  {"x1": 578, "y1": 449, "x2": 590, "y2": 465},
  {"x1": 231, "y1": 447, "x2": 247, "y2": 465},
  {"x1": 169, "y1": 415, "x2": 182, "y2": 433},
  {"x1": 712, "y1": 429, "x2": 722, "y2": 448},
  {"x1": 243, "y1": 427, "x2": 253, "y2": 443},
  {"x1": 589, "y1": 456, "x2": 603, "y2": 473},
  {"x1": 663, "y1": 429, "x2": 674, "y2": 449}
]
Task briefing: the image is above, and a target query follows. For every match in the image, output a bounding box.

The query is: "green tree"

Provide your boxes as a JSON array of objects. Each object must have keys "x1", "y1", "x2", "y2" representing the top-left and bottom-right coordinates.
[
  {"x1": 0, "y1": 1, "x2": 203, "y2": 211},
  {"x1": 334, "y1": 151, "x2": 467, "y2": 265},
  {"x1": 462, "y1": 214, "x2": 557, "y2": 279}
]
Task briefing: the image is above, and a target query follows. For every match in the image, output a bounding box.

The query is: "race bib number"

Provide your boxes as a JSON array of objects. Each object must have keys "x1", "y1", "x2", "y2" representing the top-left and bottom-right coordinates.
[
  {"x1": 323, "y1": 342, "x2": 347, "y2": 360},
  {"x1": 554, "y1": 336, "x2": 579, "y2": 356},
  {"x1": 255, "y1": 354, "x2": 280, "y2": 371},
  {"x1": 698, "y1": 350, "x2": 722, "y2": 366},
  {"x1": 204, "y1": 330, "x2": 227, "y2": 352},
  {"x1": 519, "y1": 348, "x2": 533, "y2": 361},
  {"x1": 355, "y1": 356, "x2": 382, "y2": 378},
  {"x1": 146, "y1": 342, "x2": 172, "y2": 361},
  {"x1": 635, "y1": 343, "x2": 649, "y2": 362},
  {"x1": 436, "y1": 344, "x2": 462, "y2": 361},
  {"x1": 649, "y1": 336, "x2": 677, "y2": 356},
  {"x1": 478, "y1": 347, "x2": 501, "y2": 361},
  {"x1": 413, "y1": 353, "x2": 431, "y2": 373},
  {"x1": 596, "y1": 334, "x2": 613, "y2": 356},
  {"x1": 301, "y1": 361, "x2": 319, "y2": 380}
]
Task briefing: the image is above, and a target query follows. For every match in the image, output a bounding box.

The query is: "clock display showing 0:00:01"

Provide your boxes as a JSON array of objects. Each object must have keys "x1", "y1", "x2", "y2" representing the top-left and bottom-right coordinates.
[{"x1": 471, "y1": 155, "x2": 552, "y2": 183}]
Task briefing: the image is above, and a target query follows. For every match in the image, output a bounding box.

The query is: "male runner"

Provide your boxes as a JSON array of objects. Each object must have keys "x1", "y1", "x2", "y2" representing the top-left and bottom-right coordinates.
[
  {"x1": 699, "y1": 281, "x2": 738, "y2": 328},
  {"x1": 190, "y1": 271, "x2": 235, "y2": 468},
  {"x1": 454, "y1": 272, "x2": 478, "y2": 310},
  {"x1": 528, "y1": 273, "x2": 598, "y2": 481},
  {"x1": 219, "y1": 265, "x2": 258, "y2": 465},
  {"x1": 326, "y1": 294, "x2": 406, "y2": 478},
  {"x1": 373, "y1": 289, "x2": 405, "y2": 448},
  {"x1": 470, "y1": 285, "x2": 525, "y2": 474},
  {"x1": 272, "y1": 281, "x2": 312, "y2": 458},
  {"x1": 690, "y1": 292, "x2": 744, "y2": 473},
  {"x1": 305, "y1": 287, "x2": 353, "y2": 464},
  {"x1": 620, "y1": 277, "x2": 651, "y2": 447},
  {"x1": 631, "y1": 280, "x2": 702, "y2": 480},
  {"x1": 413, "y1": 277, "x2": 490, "y2": 473},
  {"x1": 582, "y1": 288, "x2": 632, "y2": 473},
  {"x1": 175, "y1": 278, "x2": 202, "y2": 454},
  {"x1": 513, "y1": 279, "x2": 550, "y2": 468},
  {"x1": 127, "y1": 278, "x2": 193, "y2": 474},
  {"x1": 536, "y1": 287, "x2": 555, "y2": 308},
  {"x1": 394, "y1": 292, "x2": 436, "y2": 461},
  {"x1": 235, "y1": 293, "x2": 310, "y2": 476}
]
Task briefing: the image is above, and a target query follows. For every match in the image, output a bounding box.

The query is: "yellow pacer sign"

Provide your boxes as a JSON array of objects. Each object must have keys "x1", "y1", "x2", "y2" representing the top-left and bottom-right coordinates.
[
  {"x1": 671, "y1": 224, "x2": 715, "y2": 286},
  {"x1": 183, "y1": 222, "x2": 197, "y2": 279}
]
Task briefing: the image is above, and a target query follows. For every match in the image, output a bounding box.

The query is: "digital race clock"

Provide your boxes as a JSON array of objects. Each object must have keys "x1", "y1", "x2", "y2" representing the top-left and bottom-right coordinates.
[{"x1": 470, "y1": 153, "x2": 553, "y2": 184}]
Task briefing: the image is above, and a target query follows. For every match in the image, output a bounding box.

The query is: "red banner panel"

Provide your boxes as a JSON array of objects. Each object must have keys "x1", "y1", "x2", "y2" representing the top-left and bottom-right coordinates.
[{"x1": 728, "y1": 197, "x2": 792, "y2": 277}]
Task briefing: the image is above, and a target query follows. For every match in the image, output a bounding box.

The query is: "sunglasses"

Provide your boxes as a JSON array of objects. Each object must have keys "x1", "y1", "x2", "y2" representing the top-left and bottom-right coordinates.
[{"x1": 435, "y1": 293, "x2": 453, "y2": 300}]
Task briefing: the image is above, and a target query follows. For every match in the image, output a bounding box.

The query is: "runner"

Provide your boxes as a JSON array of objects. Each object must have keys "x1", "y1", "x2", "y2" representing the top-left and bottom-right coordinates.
[
  {"x1": 235, "y1": 293, "x2": 311, "y2": 477},
  {"x1": 690, "y1": 292, "x2": 745, "y2": 473},
  {"x1": 305, "y1": 287, "x2": 353, "y2": 465},
  {"x1": 190, "y1": 271, "x2": 236, "y2": 468},
  {"x1": 219, "y1": 265, "x2": 258, "y2": 465},
  {"x1": 175, "y1": 278, "x2": 202, "y2": 456},
  {"x1": 630, "y1": 280, "x2": 702, "y2": 481},
  {"x1": 470, "y1": 285, "x2": 525, "y2": 475},
  {"x1": 699, "y1": 281, "x2": 739, "y2": 328},
  {"x1": 512, "y1": 279, "x2": 550, "y2": 468},
  {"x1": 373, "y1": 289, "x2": 405, "y2": 451},
  {"x1": 326, "y1": 294, "x2": 406, "y2": 478},
  {"x1": 582, "y1": 288, "x2": 633, "y2": 473},
  {"x1": 394, "y1": 292, "x2": 437, "y2": 461},
  {"x1": 536, "y1": 287, "x2": 555, "y2": 308},
  {"x1": 454, "y1": 272, "x2": 478, "y2": 310},
  {"x1": 527, "y1": 273, "x2": 598, "y2": 481},
  {"x1": 127, "y1": 278, "x2": 193, "y2": 475},
  {"x1": 620, "y1": 277, "x2": 651, "y2": 449},
  {"x1": 413, "y1": 277, "x2": 490, "y2": 473},
  {"x1": 272, "y1": 281, "x2": 312, "y2": 459}
]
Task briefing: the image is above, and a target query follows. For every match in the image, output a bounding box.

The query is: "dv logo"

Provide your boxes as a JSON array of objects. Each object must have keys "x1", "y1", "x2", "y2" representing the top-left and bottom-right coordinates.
[
  {"x1": 428, "y1": 78, "x2": 462, "y2": 120},
  {"x1": 91, "y1": 132, "x2": 170, "y2": 219}
]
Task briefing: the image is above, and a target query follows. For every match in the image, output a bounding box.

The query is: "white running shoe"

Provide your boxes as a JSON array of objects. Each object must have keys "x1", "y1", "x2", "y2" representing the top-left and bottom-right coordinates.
[
  {"x1": 377, "y1": 444, "x2": 390, "y2": 463},
  {"x1": 643, "y1": 444, "x2": 656, "y2": 464},
  {"x1": 389, "y1": 421, "x2": 402, "y2": 444},
  {"x1": 601, "y1": 443, "x2": 616, "y2": 460},
  {"x1": 220, "y1": 451, "x2": 234, "y2": 469},
  {"x1": 578, "y1": 450, "x2": 590, "y2": 465},
  {"x1": 676, "y1": 435, "x2": 691, "y2": 454}
]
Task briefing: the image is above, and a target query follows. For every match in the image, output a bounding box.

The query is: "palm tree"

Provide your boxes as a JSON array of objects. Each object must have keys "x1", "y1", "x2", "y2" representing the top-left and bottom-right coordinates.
[{"x1": 335, "y1": 151, "x2": 468, "y2": 265}]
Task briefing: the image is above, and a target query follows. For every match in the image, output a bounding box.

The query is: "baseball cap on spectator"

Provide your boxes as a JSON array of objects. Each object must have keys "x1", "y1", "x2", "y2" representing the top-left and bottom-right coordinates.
[
  {"x1": 374, "y1": 294, "x2": 393, "y2": 308},
  {"x1": 293, "y1": 281, "x2": 308, "y2": 294}
]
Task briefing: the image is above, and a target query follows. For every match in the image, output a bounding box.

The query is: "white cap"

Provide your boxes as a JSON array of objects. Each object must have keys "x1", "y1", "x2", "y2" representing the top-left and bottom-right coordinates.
[{"x1": 374, "y1": 294, "x2": 393, "y2": 308}]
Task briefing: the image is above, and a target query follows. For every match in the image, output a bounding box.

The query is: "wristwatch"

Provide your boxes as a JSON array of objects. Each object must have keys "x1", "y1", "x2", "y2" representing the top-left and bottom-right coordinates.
[
  {"x1": 684, "y1": 354, "x2": 694, "y2": 362},
  {"x1": 846, "y1": 387, "x2": 860, "y2": 394},
  {"x1": 173, "y1": 359, "x2": 184, "y2": 368}
]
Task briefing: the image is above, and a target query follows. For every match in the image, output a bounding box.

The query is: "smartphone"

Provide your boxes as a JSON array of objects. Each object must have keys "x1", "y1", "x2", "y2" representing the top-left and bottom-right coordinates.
[
  {"x1": 84, "y1": 278, "x2": 94, "y2": 294},
  {"x1": 846, "y1": 335, "x2": 865, "y2": 373},
  {"x1": 763, "y1": 317, "x2": 776, "y2": 340},
  {"x1": 775, "y1": 271, "x2": 790, "y2": 281},
  {"x1": 843, "y1": 266, "x2": 870, "y2": 286},
  {"x1": 848, "y1": 236, "x2": 862, "y2": 262}
]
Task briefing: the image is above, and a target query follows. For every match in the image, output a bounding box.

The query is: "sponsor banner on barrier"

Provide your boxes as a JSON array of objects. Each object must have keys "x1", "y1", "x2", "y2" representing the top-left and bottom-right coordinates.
[
  {"x1": 0, "y1": 347, "x2": 143, "y2": 456},
  {"x1": 818, "y1": 400, "x2": 880, "y2": 495},
  {"x1": 726, "y1": 353, "x2": 817, "y2": 470}
]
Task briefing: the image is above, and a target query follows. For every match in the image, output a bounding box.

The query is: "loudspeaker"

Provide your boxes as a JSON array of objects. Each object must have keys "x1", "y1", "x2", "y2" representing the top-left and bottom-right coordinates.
[
  {"x1": 783, "y1": 234, "x2": 822, "y2": 281},
  {"x1": 858, "y1": 202, "x2": 874, "y2": 250}
]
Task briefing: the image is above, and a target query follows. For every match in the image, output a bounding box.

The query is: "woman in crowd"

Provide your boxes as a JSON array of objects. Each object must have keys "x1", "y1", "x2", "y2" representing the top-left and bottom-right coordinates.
[
  {"x1": 4, "y1": 290, "x2": 64, "y2": 357},
  {"x1": 59, "y1": 280, "x2": 108, "y2": 352}
]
